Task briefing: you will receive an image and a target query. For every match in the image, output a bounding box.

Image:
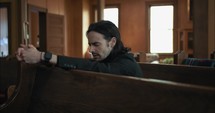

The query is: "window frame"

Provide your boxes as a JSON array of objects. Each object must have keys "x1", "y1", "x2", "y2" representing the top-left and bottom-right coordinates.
[
  {"x1": 104, "y1": 7, "x2": 119, "y2": 28},
  {"x1": 0, "y1": 3, "x2": 11, "y2": 57},
  {"x1": 92, "y1": 4, "x2": 120, "y2": 29},
  {"x1": 145, "y1": 1, "x2": 178, "y2": 56}
]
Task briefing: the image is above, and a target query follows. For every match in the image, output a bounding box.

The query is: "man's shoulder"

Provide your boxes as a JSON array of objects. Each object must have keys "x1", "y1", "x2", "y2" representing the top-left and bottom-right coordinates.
[
  {"x1": 114, "y1": 53, "x2": 135, "y2": 61},
  {"x1": 120, "y1": 52, "x2": 134, "y2": 58}
]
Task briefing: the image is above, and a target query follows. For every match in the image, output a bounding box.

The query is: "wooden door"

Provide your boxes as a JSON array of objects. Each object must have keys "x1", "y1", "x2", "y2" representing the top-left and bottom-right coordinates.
[{"x1": 46, "y1": 13, "x2": 64, "y2": 55}]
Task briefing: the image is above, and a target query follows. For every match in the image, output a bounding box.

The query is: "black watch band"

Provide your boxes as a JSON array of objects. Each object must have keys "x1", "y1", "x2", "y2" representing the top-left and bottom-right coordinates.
[{"x1": 44, "y1": 52, "x2": 52, "y2": 62}]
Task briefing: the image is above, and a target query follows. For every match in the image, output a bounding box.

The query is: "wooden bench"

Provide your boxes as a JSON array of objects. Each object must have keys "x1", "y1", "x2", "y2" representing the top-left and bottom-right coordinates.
[
  {"x1": 138, "y1": 62, "x2": 215, "y2": 87},
  {"x1": 0, "y1": 58, "x2": 19, "y2": 96},
  {"x1": 1, "y1": 61, "x2": 215, "y2": 113},
  {"x1": 0, "y1": 58, "x2": 37, "y2": 113}
]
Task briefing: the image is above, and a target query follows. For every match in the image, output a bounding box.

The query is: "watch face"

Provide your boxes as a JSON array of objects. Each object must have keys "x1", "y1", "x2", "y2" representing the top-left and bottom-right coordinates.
[{"x1": 44, "y1": 52, "x2": 52, "y2": 62}]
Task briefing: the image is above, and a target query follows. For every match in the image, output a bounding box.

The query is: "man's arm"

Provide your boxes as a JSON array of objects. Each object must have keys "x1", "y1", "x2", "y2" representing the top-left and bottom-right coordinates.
[
  {"x1": 40, "y1": 52, "x2": 58, "y2": 64},
  {"x1": 16, "y1": 44, "x2": 57, "y2": 64}
]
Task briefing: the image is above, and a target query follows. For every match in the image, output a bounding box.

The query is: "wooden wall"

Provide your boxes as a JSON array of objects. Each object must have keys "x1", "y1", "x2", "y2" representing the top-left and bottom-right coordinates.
[
  {"x1": 193, "y1": 0, "x2": 208, "y2": 58},
  {"x1": 90, "y1": 0, "x2": 192, "y2": 58},
  {"x1": 177, "y1": 0, "x2": 193, "y2": 29},
  {"x1": 27, "y1": 0, "x2": 90, "y2": 57},
  {"x1": 27, "y1": 0, "x2": 65, "y2": 15},
  {"x1": 69, "y1": 0, "x2": 194, "y2": 58},
  {"x1": 208, "y1": 0, "x2": 215, "y2": 57},
  {"x1": 1, "y1": 0, "x2": 213, "y2": 58},
  {"x1": 64, "y1": 0, "x2": 90, "y2": 57},
  {"x1": 67, "y1": 0, "x2": 215, "y2": 59},
  {"x1": 119, "y1": 0, "x2": 147, "y2": 53}
]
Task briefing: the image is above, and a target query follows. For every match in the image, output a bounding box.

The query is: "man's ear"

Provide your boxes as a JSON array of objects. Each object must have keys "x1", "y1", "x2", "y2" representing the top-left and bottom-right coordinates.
[{"x1": 110, "y1": 37, "x2": 116, "y2": 48}]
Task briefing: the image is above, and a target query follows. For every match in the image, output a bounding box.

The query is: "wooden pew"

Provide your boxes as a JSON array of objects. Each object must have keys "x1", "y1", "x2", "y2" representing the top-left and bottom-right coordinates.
[
  {"x1": 1, "y1": 62, "x2": 215, "y2": 113},
  {"x1": 0, "y1": 58, "x2": 37, "y2": 113},
  {"x1": 0, "y1": 58, "x2": 19, "y2": 97},
  {"x1": 27, "y1": 65, "x2": 215, "y2": 113},
  {"x1": 138, "y1": 62, "x2": 215, "y2": 87},
  {"x1": 173, "y1": 50, "x2": 188, "y2": 64}
]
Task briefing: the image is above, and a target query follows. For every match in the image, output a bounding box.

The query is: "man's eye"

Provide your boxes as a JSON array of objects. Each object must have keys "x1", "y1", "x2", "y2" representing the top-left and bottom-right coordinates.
[
  {"x1": 94, "y1": 44, "x2": 99, "y2": 46},
  {"x1": 92, "y1": 43, "x2": 100, "y2": 47}
]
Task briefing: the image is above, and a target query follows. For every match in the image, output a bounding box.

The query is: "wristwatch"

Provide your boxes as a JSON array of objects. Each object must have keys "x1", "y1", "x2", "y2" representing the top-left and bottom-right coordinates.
[{"x1": 43, "y1": 52, "x2": 52, "y2": 62}]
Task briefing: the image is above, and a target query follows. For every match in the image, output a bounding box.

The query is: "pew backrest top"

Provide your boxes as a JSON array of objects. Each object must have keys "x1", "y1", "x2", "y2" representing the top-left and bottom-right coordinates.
[
  {"x1": 138, "y1": 62, "x2": 215, "y2": 87},
  {"x1": 28, "y1": 65, "x2": 215, "y2": 113}
]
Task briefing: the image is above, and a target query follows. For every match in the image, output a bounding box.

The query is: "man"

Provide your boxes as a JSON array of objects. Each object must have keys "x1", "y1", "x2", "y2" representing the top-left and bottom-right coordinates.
[{"x1": 16, "y1": 20, "x2": 143, "y2": 77}]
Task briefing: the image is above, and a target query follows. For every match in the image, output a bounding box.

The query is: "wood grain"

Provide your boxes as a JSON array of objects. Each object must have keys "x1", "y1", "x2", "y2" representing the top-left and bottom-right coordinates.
[{"x1": 28, "y1": 66, "x2": 215, "y2": 113}]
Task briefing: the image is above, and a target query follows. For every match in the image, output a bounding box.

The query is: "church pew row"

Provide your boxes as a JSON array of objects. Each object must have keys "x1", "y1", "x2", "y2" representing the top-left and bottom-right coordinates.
[
  {"x1": 0, "y1": 61, "x2": 215, "y2": 113},
  {"x1": 0, "y1": 59, "x2": 37, "y2": 113},
  {"x1": 0, "y1": 58, "x2": 19, "y2": 99},
  {"x1": 138, "y1": 62, "x2": 215, "y2": 87},
  {"x1": 25, "y1": 66, "x2": 215, "y2": 113}
]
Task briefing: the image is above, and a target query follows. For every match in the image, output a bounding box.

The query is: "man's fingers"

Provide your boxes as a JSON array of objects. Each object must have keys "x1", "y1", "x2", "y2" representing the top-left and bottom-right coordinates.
[
  {"x1": 16, "y1": 54, "x2": 23, "y2": 61},
  {"x1": 15, "y1": 48, "x2": 24, "y2": 61},
  {"x1": 28, "y1": 44, "x2": 36, "y2": 49},
  {"x1": 20, "y1": 44, "x2": 36, "y2": 50},
  {"x1": 16, "y1": 48, "x2": 24, "y2": 56},
  {"x1": 20, "y1": 44, "x2": 27, "y2": 48}
]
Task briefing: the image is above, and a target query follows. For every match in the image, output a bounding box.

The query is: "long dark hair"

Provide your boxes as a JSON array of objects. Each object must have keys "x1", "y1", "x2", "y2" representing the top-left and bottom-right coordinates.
[{"x1": 86, "y1": 20, "x2": 129, "y2": 61}]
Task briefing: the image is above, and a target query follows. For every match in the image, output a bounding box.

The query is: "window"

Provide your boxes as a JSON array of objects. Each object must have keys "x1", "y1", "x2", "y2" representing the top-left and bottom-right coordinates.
[
  {"x1": 94, "y1": 6, "x2": 119, "y2": 27},
  {"x1": 0, "y1": 6, "x2": 9, "y2": 57},
  {"x1": 104, "y1": 8, "x2": 119, "y2": 27},
  {"x1": 150, "y1": 5, "x2": 174, "y2": 53}
]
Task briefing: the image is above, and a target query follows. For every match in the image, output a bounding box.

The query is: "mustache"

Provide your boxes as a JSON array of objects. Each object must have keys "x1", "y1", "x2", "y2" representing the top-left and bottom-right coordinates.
[{"x1": 91, "y1": 52, "x2": 99, "y2": 56}]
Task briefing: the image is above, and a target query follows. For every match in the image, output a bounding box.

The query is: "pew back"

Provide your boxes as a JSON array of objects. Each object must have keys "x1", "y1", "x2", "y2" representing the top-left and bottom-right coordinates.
[
  {"x1": 139, "y1": 63, "x2": 215, "y2": 87},
  {"x1": 0, "y1": 59, "x2": 37, "y2": 113},
  {"x1": 0, "y1": 58, "x2": 19, "y2": 95},
  {"x1": 27, "y1": 65, "x2": 215, "y2": 113}
]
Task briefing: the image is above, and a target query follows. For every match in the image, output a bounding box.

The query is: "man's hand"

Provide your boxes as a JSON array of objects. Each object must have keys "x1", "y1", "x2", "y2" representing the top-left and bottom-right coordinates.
[{"x1": 16, "y1": 44, "x2": 41, "y2": 64}]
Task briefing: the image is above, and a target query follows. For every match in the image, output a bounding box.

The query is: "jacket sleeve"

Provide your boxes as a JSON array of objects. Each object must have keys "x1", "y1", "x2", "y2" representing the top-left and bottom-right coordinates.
[{"x1": 56, "y1": 55, "x2": 143, "y2": 77}]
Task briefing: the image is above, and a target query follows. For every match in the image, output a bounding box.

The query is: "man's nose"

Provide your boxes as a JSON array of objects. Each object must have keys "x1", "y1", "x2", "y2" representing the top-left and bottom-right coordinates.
[{"x1": 89, "y1": 46, "x2": 95, "y2": 53}]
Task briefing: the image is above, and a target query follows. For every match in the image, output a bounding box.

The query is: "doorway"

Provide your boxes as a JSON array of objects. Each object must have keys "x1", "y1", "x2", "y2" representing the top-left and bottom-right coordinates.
[{"x1": 28, "y1": 5, "x2": 47, "y2": 51}]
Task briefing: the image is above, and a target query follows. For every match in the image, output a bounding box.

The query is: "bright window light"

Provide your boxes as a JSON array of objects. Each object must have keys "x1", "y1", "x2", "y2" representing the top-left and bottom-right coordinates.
[
  {"x1": 104, "y1": 8, "x2": 119, "y2": 27},
  {"x1": 150, "y1": 5, "x2": 173, "y2": 53},
  {"x1": 0, "y1": 7, "x2": 9, "y2": 57}
]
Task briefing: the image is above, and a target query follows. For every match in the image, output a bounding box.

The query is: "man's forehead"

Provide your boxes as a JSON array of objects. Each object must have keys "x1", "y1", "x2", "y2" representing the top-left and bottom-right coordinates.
[
  {"x1": 87, "y1": 31, "x2": 107, "y2": 43},
  {"x1": 88, "y1": 41, "x2": 99, "y2": 44},
  {"x1": 88, "y1": 37, "x2": 106, "y2": 43}
]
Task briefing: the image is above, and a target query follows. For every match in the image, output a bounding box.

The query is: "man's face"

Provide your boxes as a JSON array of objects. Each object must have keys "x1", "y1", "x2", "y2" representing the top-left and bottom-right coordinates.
[{"x1": 87, "y1": 31, "x2": 116, "y2": 61}]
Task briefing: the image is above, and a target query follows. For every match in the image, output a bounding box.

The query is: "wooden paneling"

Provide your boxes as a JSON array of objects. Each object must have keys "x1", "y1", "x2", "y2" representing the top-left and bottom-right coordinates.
[
  {"x1": 46, "y1": 13, "x2": 64, "y2": 55},
  {"x1": 27, "y1": 0, "x2": 46, "y2": 9},
  {"x1": 30, "y1": 12, "x2": 39, "y2": 47},
  {"x1": 208, "y1": 0, "x2": 215, "y2": 56},
  {"x1": 47, "y1": 0, "x2": 58, "y2": 14},
  {"x1": 64, "y1": 0, "x2": 90, "y2": 58},
  {"x1": 65, "y1": 0, "x2": 83, "y2": 57},
  {"x1": 28, "y1": 0, "x2": 65, "y2": 15},
  {"x1": 47, "y1": 0, "x2": 65, "y2": 15},
  {"x1": 177, "y1": 0, "x2": 193, "y2": 29},
  {"x1": 120, "y1": 0, "x2": 146, "y2": 52},
  {"x1": 64, "y1": 0, "x2": 74, "y2": 56},
  {"x1": 58, "y1": 0, "x2": 65, "y2": 15},
  {"x1": 193, "y1": 0, "x2": 208, "y2": 58}
]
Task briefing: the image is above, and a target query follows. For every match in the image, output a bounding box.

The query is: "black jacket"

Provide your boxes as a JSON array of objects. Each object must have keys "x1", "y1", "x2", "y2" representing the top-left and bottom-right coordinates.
[{"x1": 56, "y1": 53, "x2": 143, "y2": 77}]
